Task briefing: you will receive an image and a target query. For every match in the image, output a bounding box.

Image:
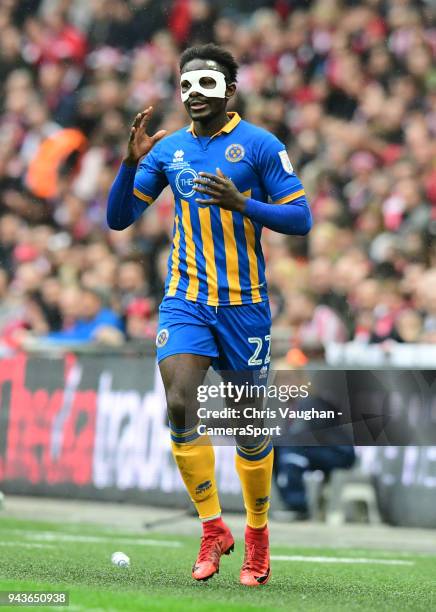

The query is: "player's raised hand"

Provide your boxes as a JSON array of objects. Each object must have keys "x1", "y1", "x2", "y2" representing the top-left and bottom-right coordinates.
[
  {"x1": 124, "y1": 106, "x2": 167, "y2": 166},
  {"x1": 193, "y1": 168, "x2": 247, "y2": 213}
]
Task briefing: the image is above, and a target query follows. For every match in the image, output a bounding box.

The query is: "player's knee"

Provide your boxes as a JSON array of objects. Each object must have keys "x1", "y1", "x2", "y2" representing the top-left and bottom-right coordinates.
[{"x1": 166, "y1": 387, "x2": 190, "y2": 426}]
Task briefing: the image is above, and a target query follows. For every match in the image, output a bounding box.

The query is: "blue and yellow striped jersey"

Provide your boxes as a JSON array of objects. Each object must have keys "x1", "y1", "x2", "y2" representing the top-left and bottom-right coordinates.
[{"x1": 133, "y1": 113, "x2": 305, "y2": 306}]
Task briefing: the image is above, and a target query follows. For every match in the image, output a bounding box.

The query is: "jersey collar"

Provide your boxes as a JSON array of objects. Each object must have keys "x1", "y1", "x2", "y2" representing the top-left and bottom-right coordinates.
[{"x1": 186, "y1": 112, "x2": 241, "y2": 139}]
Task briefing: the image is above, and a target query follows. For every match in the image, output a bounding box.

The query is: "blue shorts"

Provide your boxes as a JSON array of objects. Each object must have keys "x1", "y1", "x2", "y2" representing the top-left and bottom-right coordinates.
[{"x1": 156, "y1": 296, "x2": 271, "y2": 372}]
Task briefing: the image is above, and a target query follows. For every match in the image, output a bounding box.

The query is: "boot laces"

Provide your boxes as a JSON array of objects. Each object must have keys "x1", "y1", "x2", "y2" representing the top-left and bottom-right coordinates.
[
  {"x1": 242, "y1": 540, "x2": 267, "y2": 573},
  {"x1": 197, "y1": 530, "x2": 222, "y2": 564}
]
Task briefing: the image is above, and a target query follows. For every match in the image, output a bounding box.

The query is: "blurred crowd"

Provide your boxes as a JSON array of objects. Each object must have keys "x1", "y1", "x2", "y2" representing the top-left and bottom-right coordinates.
[{"x1": 0, "y1": 0, "x2": 434, "y2": 357}]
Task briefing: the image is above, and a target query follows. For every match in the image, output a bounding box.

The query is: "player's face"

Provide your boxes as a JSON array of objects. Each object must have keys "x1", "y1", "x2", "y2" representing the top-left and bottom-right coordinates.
[{"x1": 181, "y1": 59, "x2": 235, "y2": 122}]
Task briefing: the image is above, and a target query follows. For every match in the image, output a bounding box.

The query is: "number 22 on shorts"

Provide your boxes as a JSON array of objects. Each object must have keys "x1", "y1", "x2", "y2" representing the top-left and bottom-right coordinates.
[{"x1": 248, "y1": 335, "x2": 271, "y2": 366}]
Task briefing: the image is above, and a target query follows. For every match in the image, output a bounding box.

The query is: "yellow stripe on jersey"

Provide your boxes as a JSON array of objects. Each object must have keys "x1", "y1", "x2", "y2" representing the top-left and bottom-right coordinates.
[
  {"x1": 243, "y1": 217, "x2": 262, "y2": 303},
  {"x1": 241, "y1": 190, "x2": 262, "y2": 303},
  {"x1": 133, "y1": 188, "x2": 154, "y2": 204},
  {"x1": 275, "y1": 189, "x2": 305, "y2": 205},
  {"x1": 198, "y1": 206, "x2": 218, "y2": 305},
  {"x1": 167, "y1": 215, "x2": 181, "y2": 296},
  {"x1": 220, "y1": 208, "x2": 242, "y2": 305},
  {"x1": 181, "y1": 199, "x2": 199, "y2": 301},
  {"x1": 187, "y1": 112, "x2": 241, "y2": 138}
]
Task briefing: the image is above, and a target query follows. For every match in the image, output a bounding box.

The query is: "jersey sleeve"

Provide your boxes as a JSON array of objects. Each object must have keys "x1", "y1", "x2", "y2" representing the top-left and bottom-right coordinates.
[
  {"x1": 255, "y1": 133, "x2": 305, "y2": 204},
  {"x1": 133, "y1": 146, "x2": 168, "y2": 206}
]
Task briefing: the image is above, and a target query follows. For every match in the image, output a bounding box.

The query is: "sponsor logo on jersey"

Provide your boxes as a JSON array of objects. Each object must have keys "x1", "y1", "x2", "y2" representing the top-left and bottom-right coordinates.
[
  {"x1": 175, "y1": 167, "x2": 198, "y2": 197},
  {"x1": 225, "y1": 143, "x2": 245, "y2": 163}
]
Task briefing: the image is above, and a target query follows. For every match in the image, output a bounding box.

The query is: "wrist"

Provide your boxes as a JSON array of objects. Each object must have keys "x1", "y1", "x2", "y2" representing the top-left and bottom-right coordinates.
[
  {"x1": 243, "y1": 198, "x2": 257, "y2": 216},
  {"x1": 123, "y1": 157, "x2": 139, "y2": 167},
  {"x1": 235, "y1": 193, "x2": 248, "y2": 213}
]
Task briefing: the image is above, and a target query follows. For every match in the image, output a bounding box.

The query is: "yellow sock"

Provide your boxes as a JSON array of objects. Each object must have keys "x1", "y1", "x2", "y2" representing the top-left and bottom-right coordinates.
[
  {"x1": 235, "y1": 437, "x2": 274, "y2": 528},
  {"x1": 170, "y1": 423, "x2": 221, "y2": 520}
]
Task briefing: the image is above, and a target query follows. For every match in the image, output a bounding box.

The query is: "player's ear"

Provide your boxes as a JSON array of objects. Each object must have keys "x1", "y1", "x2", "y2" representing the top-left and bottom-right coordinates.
[{"x1": 225, "y1": 82, "x2": 236, "y2": 99}]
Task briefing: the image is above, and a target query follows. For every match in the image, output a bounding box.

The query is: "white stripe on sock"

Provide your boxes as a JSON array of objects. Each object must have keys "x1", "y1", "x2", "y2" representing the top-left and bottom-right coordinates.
[{"x1": 201, "y1": 514, "x2": 221, "y2": 522}]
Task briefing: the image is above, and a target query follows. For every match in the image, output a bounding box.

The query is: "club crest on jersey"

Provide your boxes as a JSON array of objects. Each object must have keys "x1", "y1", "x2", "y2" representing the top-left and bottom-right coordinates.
[
  {"x1": 156, "y1": 328, "x2": 169, "y2": 348},
  {"x1": 278, "y1": 150, "x2": 294, "y2": 174},
  {"x1": 225, "y1": 143, "x2": 245, "y2": 163}
]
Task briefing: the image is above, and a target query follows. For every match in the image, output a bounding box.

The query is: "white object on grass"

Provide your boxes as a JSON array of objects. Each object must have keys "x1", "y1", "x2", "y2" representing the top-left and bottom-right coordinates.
[{"x1": 111, "y1": 551, "x2": 130, "y2": 568}]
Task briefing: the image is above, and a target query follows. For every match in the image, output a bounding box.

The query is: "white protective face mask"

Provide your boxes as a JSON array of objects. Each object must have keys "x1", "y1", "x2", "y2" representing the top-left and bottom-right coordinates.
[{"x1": 180, "y1": 70, "x2": 227, "y2": 103}]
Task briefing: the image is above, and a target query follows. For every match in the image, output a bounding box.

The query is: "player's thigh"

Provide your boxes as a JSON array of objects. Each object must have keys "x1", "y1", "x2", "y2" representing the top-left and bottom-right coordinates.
[
  {"x1": 214, "y1": 300, "x2": 272, "y2": 372},
  {"x1": 159, "y1": 353, "x2": 211, "y2": 429},
  {"x1": 214, "y1": 302, "x2": 272, "y2": 448},
  {"x1": 156, "y1": 296, "x2": 218, "y2": 364},
  {"x1": 157, "y1": 297, "x2": 217, "y2": 427}
]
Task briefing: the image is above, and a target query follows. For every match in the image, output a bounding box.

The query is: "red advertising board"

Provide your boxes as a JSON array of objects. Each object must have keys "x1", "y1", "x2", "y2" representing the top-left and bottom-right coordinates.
[{"x1": 0, "y1": 353, "x2": 242, "y2": 509}]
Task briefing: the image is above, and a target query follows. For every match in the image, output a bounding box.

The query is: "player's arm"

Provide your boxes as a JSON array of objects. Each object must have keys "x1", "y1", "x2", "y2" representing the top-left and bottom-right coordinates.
[
  {"x1": 193, "y1": 137, "x2": 312, "y2": 236},
  {"x1": 241, "y1": 189, "x2": 311, "y2": 235},
  {"x1": 107, "y1": 107, "x2": 167, "y2": 230},
  {"x1": 251, "y1": 136, "x2": 312, "y2": 234}
]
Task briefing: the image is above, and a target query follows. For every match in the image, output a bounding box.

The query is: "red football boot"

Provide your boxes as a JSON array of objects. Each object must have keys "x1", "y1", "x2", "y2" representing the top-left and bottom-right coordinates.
[
  {"x1": 240, "y1": 525, "x2": 271, "y2": 586},
  {"x1": 192, "y1": 517, "x2": 235, "y2": 581}
]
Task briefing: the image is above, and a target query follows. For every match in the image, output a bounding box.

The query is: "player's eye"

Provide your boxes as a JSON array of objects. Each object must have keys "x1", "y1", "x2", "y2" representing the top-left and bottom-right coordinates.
[
  {"x1": 181, "y1": 80, "x2": 191, "y2": 92},
  {"x1": 199, "y1": 77, "x2": 217, "y2": 89}
]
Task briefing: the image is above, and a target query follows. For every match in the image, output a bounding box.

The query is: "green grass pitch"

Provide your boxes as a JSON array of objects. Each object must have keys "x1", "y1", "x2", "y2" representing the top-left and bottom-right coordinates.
[{"x1": 0, "y1": 517, "x2": 435, "y2": 611}]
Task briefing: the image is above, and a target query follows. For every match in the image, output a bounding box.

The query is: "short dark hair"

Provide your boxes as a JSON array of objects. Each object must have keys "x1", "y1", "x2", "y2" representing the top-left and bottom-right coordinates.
[{"x1": 179, "y1": 44, "x2": 238, "y2": 83}]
